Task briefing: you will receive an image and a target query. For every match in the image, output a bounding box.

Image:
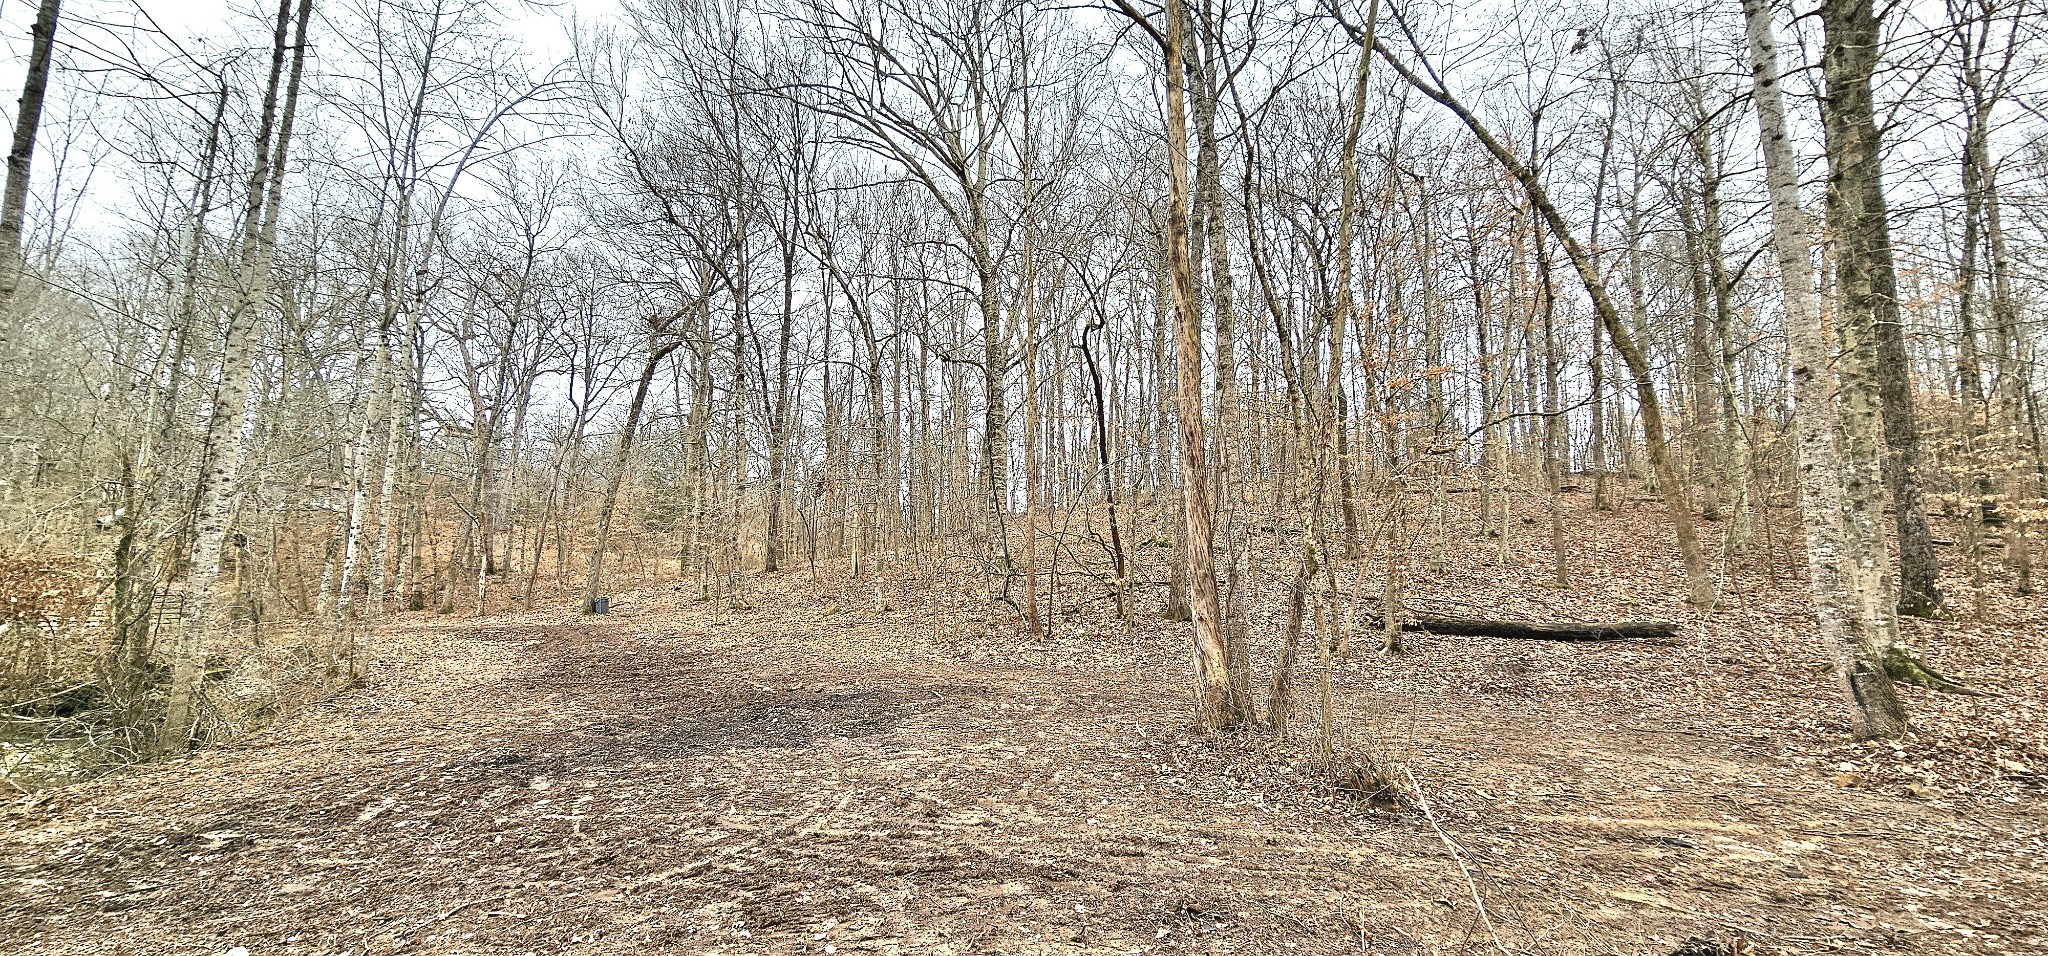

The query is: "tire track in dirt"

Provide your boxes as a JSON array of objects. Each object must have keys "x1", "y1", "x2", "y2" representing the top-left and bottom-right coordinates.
[{"x1": 3, "y1": 570, "x2": 2041, "y2": 955}]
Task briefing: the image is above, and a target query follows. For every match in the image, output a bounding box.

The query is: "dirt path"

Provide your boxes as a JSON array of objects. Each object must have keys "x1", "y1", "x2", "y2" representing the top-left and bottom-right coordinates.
[{"x1": 2, "y1": 562, "x2": 2042, "y2": 955}]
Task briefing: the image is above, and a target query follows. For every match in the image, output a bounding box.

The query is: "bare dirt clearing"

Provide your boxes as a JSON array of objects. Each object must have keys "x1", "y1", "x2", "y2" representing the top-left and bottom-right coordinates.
[{"x1": 3, "y1": 499, "x2": 2044, "y2": 955}]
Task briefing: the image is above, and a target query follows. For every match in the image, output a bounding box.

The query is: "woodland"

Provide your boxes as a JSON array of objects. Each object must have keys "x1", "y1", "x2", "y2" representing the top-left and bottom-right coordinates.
[{"x1": 0, "y1": 0, "x2": 2045, "y2": 951}]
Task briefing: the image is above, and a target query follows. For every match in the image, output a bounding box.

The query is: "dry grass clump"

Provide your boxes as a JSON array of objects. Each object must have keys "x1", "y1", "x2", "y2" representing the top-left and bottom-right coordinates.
[
  {"x1": 0, "y1": 554, "x2": 94, "y2": 705},
  {"x1": 1, "y1": 549, "x2": 353, "y2": 791}
]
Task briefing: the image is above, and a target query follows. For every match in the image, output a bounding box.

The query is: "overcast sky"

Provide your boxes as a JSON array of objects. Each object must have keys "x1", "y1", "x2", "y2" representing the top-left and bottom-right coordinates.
[{"x1": 0, "y1": 0, "x2": 622, "y2": 248}]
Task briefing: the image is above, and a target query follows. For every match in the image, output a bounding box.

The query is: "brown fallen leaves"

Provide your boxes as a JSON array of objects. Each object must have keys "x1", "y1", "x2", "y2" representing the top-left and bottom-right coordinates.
[{"x1": 1, "y1": 490, "x2": 2043, "y2": 955}]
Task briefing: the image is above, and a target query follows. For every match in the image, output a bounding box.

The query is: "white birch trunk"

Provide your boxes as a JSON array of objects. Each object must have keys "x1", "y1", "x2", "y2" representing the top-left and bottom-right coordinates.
[
  {"x1": 1741, "y1": 0, "x2": 1907, "y2": 736},
  {"x1": 164, "y1": 0, "x2": 313, "y2": 748}
]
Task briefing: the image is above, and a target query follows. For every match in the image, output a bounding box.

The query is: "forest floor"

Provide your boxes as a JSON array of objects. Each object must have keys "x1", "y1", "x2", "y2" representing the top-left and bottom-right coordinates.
[{"x1": 2, "y1": 491, "x2": 2045, "y2": 955}]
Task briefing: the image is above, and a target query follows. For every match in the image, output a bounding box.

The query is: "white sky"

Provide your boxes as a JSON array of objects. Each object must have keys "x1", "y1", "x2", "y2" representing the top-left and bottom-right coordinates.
[{"x1": 0, "y1": 0, "x2": 622, "y2": 248}]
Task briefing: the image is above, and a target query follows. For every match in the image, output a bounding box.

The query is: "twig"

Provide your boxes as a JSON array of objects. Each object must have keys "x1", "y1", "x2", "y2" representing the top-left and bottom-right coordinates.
[
  {"x1": 409, "y1": 895, "x2": 503, "y2": 935},
  {"x1": 1402, "y1": 767, "x2": 1511, "y2": 955}
]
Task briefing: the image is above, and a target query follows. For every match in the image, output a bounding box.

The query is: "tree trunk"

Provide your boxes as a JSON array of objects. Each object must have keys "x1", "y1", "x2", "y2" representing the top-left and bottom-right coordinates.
[
  {"x1": 164, "y1": 0, "x2": 312, "y2": 749},
  {"x1": 0, "y1": 0, "x2": 60, "y2": 323},
  {"x1": 1819, "y1": 0, "x2": 1944, "y2": 617},
  {"x1": 1743, "y1": 0, "x2": 1908, "y2": 737},
  {"x1": 583, "y1": 342, "x2": 678, "y2": 613},
  {"x1": 1161, "y1": 0, "x2": 1243, "y2": 731}
]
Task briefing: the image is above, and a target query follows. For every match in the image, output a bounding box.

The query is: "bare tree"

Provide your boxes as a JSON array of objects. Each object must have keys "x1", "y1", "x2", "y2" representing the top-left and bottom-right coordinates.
[
  {"x1": 165, "y1": 0, "x2": 315, "y2": 748},
  {"x1": 0, "y1": 0, "x2": 62, "y2": 324}
]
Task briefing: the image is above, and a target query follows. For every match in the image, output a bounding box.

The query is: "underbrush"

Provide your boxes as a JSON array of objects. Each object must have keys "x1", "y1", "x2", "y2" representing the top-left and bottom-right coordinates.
[{"x1": 1, "y1": 553, "x2": 355, "y2": 792}]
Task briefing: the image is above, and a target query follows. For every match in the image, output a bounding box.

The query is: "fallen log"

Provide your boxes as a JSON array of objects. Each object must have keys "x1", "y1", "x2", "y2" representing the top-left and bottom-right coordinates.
[{"x1": 1372, "y1": 612, "x2": 1679, "y2": 643}]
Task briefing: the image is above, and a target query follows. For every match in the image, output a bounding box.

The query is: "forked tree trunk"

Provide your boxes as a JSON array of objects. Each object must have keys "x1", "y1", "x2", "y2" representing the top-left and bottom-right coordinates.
[
  {"x1": 1251, "y1": 167, "x2": 1323, "y2": 733},
  {"x1": 1742, "y1": 0, "x2": 1908, "y2": 737},
  {"x1": 164, "y1": 0, "x2": 313, "y2": 749},
  {"x1": 1079, "y1": 315, "x2": 1130, "y2": 623},
  {"x1": 106, "y1": 82, "x2": 229, "y2": 705}
]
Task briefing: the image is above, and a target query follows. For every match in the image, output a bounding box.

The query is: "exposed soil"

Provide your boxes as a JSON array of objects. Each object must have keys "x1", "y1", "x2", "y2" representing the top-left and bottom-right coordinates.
[{"x1": 2, "y1": 494, "x2": 2043, "y2": 955}]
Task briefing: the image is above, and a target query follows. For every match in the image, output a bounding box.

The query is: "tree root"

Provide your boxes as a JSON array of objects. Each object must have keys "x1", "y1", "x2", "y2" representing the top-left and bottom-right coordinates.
[{"x1": 1883, "y1": 646, "x2": 1997, "y2": 697}]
